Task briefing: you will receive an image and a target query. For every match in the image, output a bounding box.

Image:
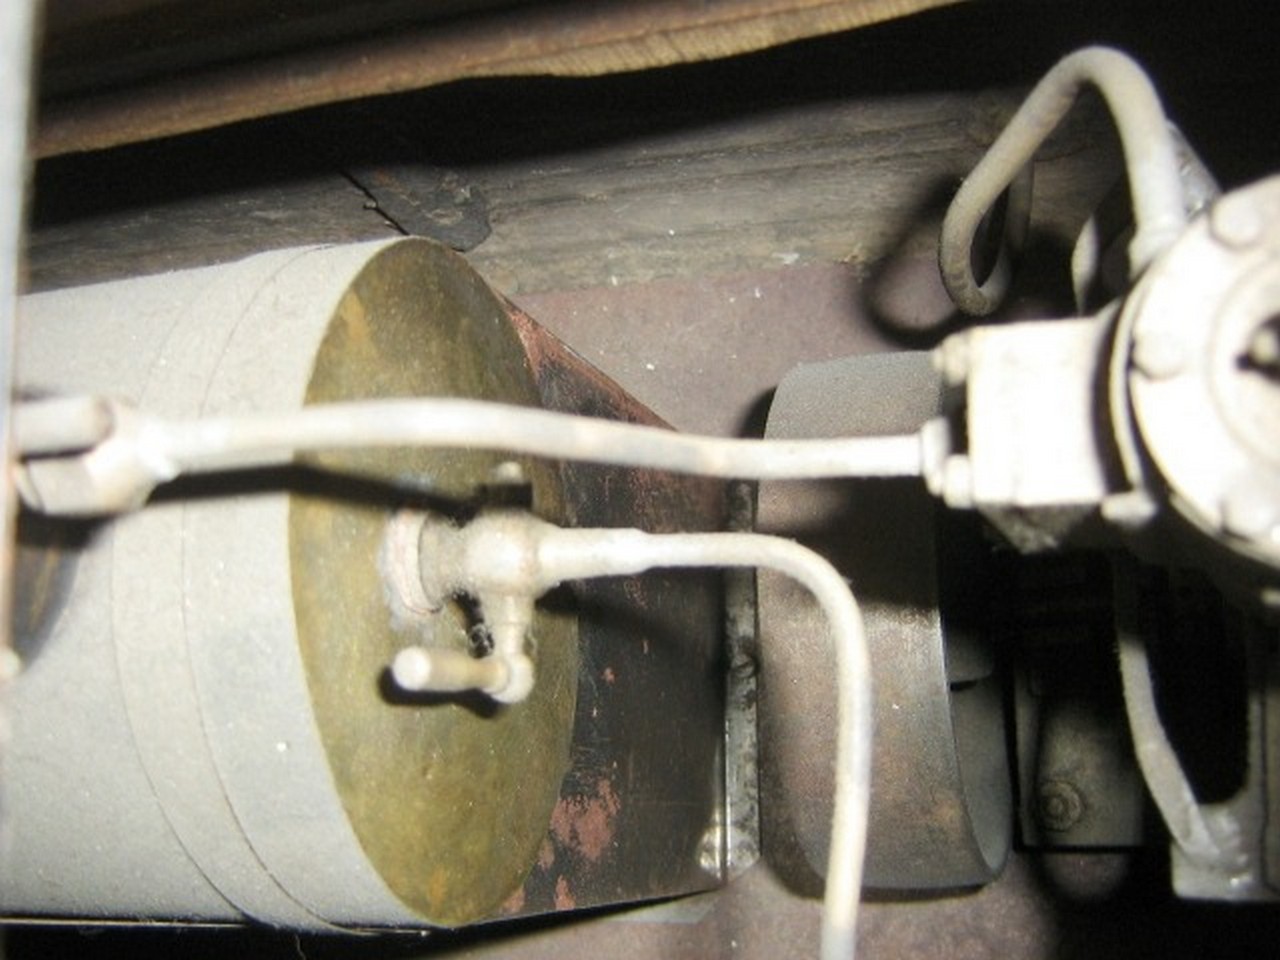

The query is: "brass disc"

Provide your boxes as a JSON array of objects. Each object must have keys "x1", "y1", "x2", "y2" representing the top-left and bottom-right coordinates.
[{"x1": 289, "y1": 239, "x2": 578, "y2": 925}]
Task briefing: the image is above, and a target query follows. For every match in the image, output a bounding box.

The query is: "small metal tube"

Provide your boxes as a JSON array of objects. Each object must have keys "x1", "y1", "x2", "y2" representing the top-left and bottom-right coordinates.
[
  {"x1": 16, "y1": 396, "x2": 925, "y2": 516},
  {"x1": 391, "y1": 647, "x2": 511, "y2": 695},
  {"x1": 166, "y1": 401, "x2": 924, "y2": 482},
  {"x1": 402, "y1": 514, "x2": 873, "y2": 960},
  {"x1": 940, "y1": 46, "x2": 1187, "y2": 315},
  {"x1": 11, "y1": 395, "x2": 115, "y2": 456}
]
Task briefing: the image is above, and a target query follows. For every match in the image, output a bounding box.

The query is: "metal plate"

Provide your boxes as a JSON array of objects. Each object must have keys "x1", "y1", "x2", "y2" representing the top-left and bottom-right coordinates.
[
  {"x1": 291, "y1": 240, "x2": 579, "y2": 925},
  {"x1": 504, "y1": 304, "x2": 728, "y2": 915},
  {"x1": 757, "y1": 351, "x2": 1010, "y2": 890}
]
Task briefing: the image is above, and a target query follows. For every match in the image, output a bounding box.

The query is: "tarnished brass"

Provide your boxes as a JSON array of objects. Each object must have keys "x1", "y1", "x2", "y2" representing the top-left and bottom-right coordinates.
[{"x1": 289, "y1": 240, "x2": 578, "y2": 925}]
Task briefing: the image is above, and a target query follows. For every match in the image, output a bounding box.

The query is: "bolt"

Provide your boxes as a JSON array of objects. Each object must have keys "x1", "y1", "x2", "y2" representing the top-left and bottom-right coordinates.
[
  {"x1": 1101, "y1": 490, "x2": 1159, "y2": 531},
  {"x1": 1037, "y1": 779, "x2": 1084, "y2": 833},
  {"x1": 1246, "y1": 318, "x2": 1280, "y2": 377},
  {"x1": 1211, "y1": 194, "x2": 1264, "y2": 249},
  {"x1": 1131, "y1": 331, "x2": 1187, "y2": 380},
  {"x1": 1221, "y1": 482, "x2": 1280, "y2": 541},
  {"x1": 932, "y1": 334, "x2": 972, "y2": 387},
  {"x1": 941, "y1": 455, "x2": 974, "y2": 508}
]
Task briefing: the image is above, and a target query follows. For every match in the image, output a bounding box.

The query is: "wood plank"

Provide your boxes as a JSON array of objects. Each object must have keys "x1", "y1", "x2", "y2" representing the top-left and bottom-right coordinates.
[{"x1": 26, "y1": 89, "x2": 1118, "y2": 298}]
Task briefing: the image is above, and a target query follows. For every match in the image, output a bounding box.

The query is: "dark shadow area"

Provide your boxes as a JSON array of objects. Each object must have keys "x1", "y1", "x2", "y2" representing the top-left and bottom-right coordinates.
[
  {"x1": 377, "y1": 663, "x2": 502, "y2": 719},
  {"x1": 861, "y1": 171, "x2": 1083, "y2": 351},
  {"x1": 1024, "y1": 845, "x2": 1280, "y2": 960},
  {"x1": 31, "y1": 0, "x2": 1280, "y2": 229},
  {"x1": 11, "y1": 510, "x2": 102, "y2": 665},
  {"x1": 732, "y1": 387, "x2": 776, "y2": 441}
]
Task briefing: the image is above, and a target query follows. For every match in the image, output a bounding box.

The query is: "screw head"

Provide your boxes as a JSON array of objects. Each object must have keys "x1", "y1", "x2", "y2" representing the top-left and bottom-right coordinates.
[
  {"x1": 1101, "y1": 490, "x2": 1159, "y2": 531},
  {"x1": 1246, "y1": 318, "x2": 1280, "y2": 376},
  {"x1": 932, "y1": 334, "x2": 972, "y2": 387},
  {"x1": 1211, "y1": 194, "x2": 1264, "y2": 249},
  {"x1": 1221, "y1": 481, "x2": 1280, "y2": 541},
  {"x1": 1132, "y1": 331, "x2": 1187, "y2": 380},
  {"x1": 1037, "y1": 779, "x2": 1084, "y2": 833}
]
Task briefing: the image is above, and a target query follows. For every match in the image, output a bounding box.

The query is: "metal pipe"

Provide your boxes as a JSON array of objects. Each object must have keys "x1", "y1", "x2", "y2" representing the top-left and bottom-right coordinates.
[
  {"x1": 0, "y1": 0, "x2": 37, "y2": 781},
  {"x1": 565, "y1": 531, "x2": 872, "y2": 960},
  {"x1": 391, "y1": 646, "x2": 513, "y2": 696},
  {"x1": 11, "y1": 394, "x2": 115, "y2": 455},
  {"x1": 487, "y1": 523, "x2": 873, "y2": 960},
  {"x1": 940, "y1": 47, "x2": 1187, "y2": 315},
  {"x1": 1116, "y1": 627, "x2": 1225, "y2": 864},
  {"x1": 16, "y1": 396, "x2": 924, "y2": 516}
]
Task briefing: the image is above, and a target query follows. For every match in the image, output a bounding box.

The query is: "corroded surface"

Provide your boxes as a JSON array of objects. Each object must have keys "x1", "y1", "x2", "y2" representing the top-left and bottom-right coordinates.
[{"x1": 505, "y1": 305, "x2": 728, "y2": 916}]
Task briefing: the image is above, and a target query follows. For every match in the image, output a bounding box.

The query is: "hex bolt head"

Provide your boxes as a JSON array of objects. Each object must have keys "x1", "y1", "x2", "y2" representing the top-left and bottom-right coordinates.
[
  {"x1": 941, "y1": 455, "x2": 974, "y2": 508},
  {"x1": 1132, "y1": 331, "x2": 1187, "y2": 380},
  {"x1": 1101, "y1": 490, "x2": 1160, "y2": 531},
  {"x1": 1211, "y1": 194, "x2": 1264, "y2": 249},
  {"x1": 932, "y1": 334, "x2": 972, "y2": 387},
  {"x1": 1036, "y1": 779, "x2": 1084, "y2": 833},
  {"x1": 1246, "y1": 319, "x2": 1280, "y2": 376},
  {"x1": 1221, "y1": 481, "x2": 1280, "y2": 541}
]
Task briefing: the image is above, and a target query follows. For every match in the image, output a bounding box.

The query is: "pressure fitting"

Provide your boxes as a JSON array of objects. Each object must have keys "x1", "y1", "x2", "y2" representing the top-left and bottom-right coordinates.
[
  {"x1": 387, "y1": 510, "x2": 650, "y2": 704},
  {"x1": 385, "y1": 511, "x2": 545, "y2": 703}
]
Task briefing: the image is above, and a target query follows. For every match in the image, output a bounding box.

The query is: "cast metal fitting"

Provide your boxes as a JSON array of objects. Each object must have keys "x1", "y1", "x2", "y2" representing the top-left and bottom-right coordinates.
[{"x1": 387, "y1": 510, "x2": 654, "y2": 704}]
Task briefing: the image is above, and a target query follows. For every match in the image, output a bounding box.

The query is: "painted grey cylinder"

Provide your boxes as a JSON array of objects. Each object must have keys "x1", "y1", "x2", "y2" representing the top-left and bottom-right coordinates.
[{"x1": 5, "y1": 241, "x2": 436, "y2": 928}]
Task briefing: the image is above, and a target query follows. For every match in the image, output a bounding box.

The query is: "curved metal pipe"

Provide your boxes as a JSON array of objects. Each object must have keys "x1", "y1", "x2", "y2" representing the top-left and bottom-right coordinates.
[
  {"x1": 940, "y1": 47, "x2": 1187, "y2": 315},
  {"x1": 446, "y1": 521, "x2": 875, "y2": 960}
]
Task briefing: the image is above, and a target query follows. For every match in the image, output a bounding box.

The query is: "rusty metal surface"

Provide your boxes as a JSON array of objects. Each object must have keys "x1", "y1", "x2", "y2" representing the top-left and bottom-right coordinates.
[
  {"x1": 506, "y1": 302, "x2": 729, "y2": 914},
  {"x1": 33, "y1": 0, "x2": 963, "y2": 157}
]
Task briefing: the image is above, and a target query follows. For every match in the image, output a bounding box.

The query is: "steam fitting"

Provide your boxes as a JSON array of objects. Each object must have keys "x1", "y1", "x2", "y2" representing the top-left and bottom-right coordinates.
[
  {"x1": 390, "y1": 510, "x2": 630, "y2": 704},
  {"x1": 417, "y1": 510, "x2": 556, "y2": 608},
  {"x1": 383, "y1": 511, "x2": 550, "y2": 703}
]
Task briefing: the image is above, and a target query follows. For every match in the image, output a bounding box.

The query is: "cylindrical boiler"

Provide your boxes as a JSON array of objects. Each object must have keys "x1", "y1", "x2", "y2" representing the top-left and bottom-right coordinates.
[{"x1": 6, "y1": 239, "x2": 724, "y2": 930}]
